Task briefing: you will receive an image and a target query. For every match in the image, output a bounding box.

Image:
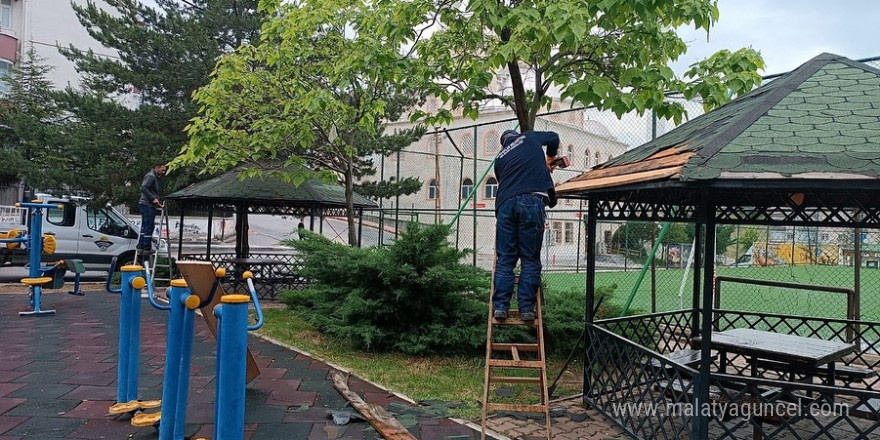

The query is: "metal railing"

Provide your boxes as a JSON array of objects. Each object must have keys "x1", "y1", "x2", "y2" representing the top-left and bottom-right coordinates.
[
  {"x1": 587, "y1": 310, "x2": 880, "y2": 439},
  {"x1": 714, "y1": 276, "x2": 857, "y2": 342}
]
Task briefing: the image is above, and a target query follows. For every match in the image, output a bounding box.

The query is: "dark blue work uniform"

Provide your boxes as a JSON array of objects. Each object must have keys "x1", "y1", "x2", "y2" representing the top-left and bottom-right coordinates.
[{"x1": 492, "y1": 131, "x2": 559, "y2": 315}]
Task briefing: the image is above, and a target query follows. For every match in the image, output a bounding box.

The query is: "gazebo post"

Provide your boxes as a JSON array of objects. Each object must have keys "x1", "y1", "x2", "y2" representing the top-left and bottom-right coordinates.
[
  {"x1": 583, "y1": 199, "x2": 597, "y2": 399},
  {"x1": 206, "y1": 207, "x2": 214, "y2": 258},
  {"x1": 693, "y1": 189, "x2": 715, "y2": 439},
  {"x1": 691, "y1": 214, "x2": 703, "y2": 336},
  {"x1": 357, "y1": 208, "x2": 364, "y2": 248},
  {"x1": 235, "y1": 205, "x2": 250, "y2": 259},
  {"x1": 177, "y1": 207, "x2": 185, "y2": 261}
]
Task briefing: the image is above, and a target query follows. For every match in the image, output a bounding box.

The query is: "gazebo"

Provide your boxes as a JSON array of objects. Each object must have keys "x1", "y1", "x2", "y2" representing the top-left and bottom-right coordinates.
[
  {"x1": 165, "y1": 167, "x2": 377, "y2": 258},
  {"x1": 557, "y1": 53, "x2": 880, "y2": 439}
]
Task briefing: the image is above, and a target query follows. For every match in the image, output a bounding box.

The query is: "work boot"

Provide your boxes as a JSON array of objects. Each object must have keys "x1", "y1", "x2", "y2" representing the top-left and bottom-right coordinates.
[
  {"x1": 493, "y1": 309, "x2": 508, "y2": 320},
  {"x1": 520, "y1": 311, "x2": 537, "y2": 321}
]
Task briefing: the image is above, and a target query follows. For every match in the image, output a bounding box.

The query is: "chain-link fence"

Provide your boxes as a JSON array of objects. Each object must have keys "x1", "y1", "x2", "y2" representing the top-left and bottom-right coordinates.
[{"x1": 354, "y1": 57, "x2": 880, "y2": 322}]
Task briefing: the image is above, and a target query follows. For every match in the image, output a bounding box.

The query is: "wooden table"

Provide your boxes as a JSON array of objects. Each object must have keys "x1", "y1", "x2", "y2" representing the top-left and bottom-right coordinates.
[{"x1": 703, "y1": 328, "x2": 857, "y2": 384}]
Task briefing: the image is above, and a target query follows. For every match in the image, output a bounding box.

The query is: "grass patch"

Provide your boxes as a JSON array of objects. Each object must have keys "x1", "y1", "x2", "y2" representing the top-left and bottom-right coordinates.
[
  {"x1": 544, "y1": 265, "x2": 877, "y2": 321},
  {"x1": 256, "y1": 308, "x2": 584, "y2": 419}
]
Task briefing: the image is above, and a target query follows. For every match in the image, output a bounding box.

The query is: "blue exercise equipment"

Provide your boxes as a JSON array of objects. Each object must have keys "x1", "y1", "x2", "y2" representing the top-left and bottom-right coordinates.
[
  {"x1": 213, "y1": 271, "x2": 264, "y2": 440},
  {"x1": 105, "y1": 262, "x2": 161, "y2": 415},
  {"x1": 131, "y1": 263, "x2": 224, "y2": 437},
  {"x1": 2, "y1": 201, "x2": 62, "y2": 316}
]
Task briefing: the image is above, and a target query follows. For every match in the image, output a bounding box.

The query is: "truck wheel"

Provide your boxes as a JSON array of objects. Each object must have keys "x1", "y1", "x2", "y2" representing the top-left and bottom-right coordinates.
[{"x1": 118, "y1": 251, "x2": 141, "y2": 267}]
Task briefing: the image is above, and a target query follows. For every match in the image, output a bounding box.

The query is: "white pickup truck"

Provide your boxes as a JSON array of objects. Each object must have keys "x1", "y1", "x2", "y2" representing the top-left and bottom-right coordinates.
[{"x1": 0, "y1": 196, "x2": 151, "y2": 271}]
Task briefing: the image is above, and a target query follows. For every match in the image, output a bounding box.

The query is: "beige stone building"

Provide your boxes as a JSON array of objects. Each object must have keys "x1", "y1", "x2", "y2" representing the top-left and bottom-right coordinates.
[{"x1": 377, "y1": 97, "x2": 628, "y2": 267}]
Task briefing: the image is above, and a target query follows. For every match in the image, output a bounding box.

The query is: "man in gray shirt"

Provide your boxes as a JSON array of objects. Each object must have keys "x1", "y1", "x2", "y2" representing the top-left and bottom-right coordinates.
[{"x1": 137, "y1": 163, "x2": 167, "y2": 253}]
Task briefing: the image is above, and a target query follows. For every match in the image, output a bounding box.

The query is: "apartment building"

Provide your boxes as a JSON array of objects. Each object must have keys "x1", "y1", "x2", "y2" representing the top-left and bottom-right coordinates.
[{"x1": 0, "y1": 0, "x2": 114, "y2": 91}]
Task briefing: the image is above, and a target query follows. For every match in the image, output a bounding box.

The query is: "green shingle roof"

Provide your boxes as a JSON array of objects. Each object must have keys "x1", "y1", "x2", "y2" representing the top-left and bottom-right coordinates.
[
  {"x1": 602, "y1": 53, "x2": 880, "y2": 181},
  {"x1": 166, "y1": 168, "x2": 377, "y2": 210}
]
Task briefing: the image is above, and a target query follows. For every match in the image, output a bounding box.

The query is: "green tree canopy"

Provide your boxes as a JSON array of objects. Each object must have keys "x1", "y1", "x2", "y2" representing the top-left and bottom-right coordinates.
[
  {"x1": 368, "y1": 0, "x2": 764, "y2": 130},
  {"x1": 0, "y1": 48, "x2": 65, "y2": 188},
  {"x1": 0, "y1": 0, "x2": 263, "y2": 205},
  {"x1": 177, "y1": 0, "x2": 427, "y2": 244}
]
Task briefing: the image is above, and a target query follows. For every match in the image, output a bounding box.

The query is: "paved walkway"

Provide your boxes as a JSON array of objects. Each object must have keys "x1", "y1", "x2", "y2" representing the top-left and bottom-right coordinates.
[{"x1": 0, "y1": 288, "x2": 625, "y2": 440}]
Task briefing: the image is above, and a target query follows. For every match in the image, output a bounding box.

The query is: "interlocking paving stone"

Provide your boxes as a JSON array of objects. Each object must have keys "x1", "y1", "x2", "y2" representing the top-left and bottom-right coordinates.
[
  {"x1": 0, "y1": 414, "x2": 28, "y2": 434},
  {"x1": 0, "y1": 292, "x2": 616, "y2": 440},
  {"x1": 64, "y1": 418, "x2": 144, "y2": 439},
  {"x1": 4, "y1": 399, "x2": 79, "y2": 418},
  {"x1": 0, "y1": 399, "x2": 25, "y2": 416},
  {"x1": 6, "y1": 383, "x2": 77, "y2": 400},
  {"x1": 242, "y1": 403, "x2": 288, "y2": 424},
  {"x1": 0, "y1": 385, "x2": 24, "y2": 399},
  {"x1": 0, "y1": 362, "x2": 30, "y2": 372},
  {"x1": 250, "y1": 421, "x2": 312, "y2": 440},
  {"x1": 60, "y1": 400, "x2": 117, "y2": 419},
  {"x1": 0, "y1": 373, "x2": 26, "y2": 385},
  {"x1": 3, "y1": 416, "x2": 83, "y2": 437},
  {"x1": 60, "y1": 372, "x2": 116, "y2": 387},
  {"x1": 60, "y1": 361, "x2": 116, "y2": 373}
]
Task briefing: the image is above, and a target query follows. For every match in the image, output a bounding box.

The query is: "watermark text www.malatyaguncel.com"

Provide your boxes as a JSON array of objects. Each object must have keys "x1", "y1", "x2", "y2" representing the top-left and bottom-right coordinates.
[{"x1": 612, "y1": 399, "x2": 848, "y2": 420}]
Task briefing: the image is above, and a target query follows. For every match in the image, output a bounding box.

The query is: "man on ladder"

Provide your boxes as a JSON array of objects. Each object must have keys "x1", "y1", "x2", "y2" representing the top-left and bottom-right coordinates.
[
  {"x1": 481, "y1": 129, "x2": 562, "y2": 440},
  {"x1": 137, "y1": 162, "x2": 167, "y2": 255},
  {"x1": 491, "y1": 129, "x2": 560, "y2": 321}
]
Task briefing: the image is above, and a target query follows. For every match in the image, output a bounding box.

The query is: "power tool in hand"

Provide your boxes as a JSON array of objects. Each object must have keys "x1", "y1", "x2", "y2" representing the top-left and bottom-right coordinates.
[{"x1": 550, "y1": 156, "x2": 570, "y2": 169}]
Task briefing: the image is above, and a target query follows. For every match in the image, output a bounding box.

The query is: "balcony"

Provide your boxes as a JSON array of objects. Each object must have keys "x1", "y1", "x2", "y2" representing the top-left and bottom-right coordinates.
[{"x1": 0, "y1": 28, "x2": 18, "y2": 63}]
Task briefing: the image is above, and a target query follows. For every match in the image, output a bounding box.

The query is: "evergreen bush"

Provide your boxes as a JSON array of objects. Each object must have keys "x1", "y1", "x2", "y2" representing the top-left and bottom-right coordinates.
[
  {"x1": 281, "y1": 223, "x2": 490, "y2": 355},
  {"x1": 538, "y1": 283, "x2": 625, "y2": 357}
]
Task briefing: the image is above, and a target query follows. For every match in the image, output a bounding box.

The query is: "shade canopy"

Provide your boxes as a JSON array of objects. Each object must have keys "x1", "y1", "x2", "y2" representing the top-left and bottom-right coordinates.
[
  {"x1": 165, "y1": 166, "x2": 378, "y2": 258},
  {"x1": 557, "y1": 53, "x2": 880, "y2": 228},
  {"x1": 166, "y1": 168, "x2": 377, "y2": 217}
]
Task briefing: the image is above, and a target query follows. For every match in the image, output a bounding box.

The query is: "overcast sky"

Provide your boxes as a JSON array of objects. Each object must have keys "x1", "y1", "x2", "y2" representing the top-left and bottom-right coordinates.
[{"x1": 672, "y1": 0, "x2": 880, "y2": 77}]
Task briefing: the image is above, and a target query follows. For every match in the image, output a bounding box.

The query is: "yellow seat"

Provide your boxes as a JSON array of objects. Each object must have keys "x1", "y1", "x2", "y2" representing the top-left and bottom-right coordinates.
[
  {"x1": 131, "y1": 411, "x2": 161, "y2": 427},
  {"x1": 108, "y1": 399, "x2": 162, "y2": 415},
  {"x1": 21, "y1": 277, "x2": 53, "y2": 286}
]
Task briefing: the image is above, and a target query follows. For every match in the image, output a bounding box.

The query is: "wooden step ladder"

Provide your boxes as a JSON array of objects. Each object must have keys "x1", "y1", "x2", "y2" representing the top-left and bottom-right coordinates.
[
  {"x1": 135, "y1": 205, "x2": 173, "y2": 286},
  {"x1": 481, "y1": 286, "x2": 551, "y2": 440},
  {"x1": 149, "y1": 206, "x2": 173, "y2": 285}
]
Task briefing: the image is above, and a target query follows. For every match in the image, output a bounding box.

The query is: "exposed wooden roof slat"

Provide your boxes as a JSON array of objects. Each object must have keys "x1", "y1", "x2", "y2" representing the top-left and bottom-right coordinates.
[
  {"x1": 570, "y1": 148, "x2": 694, "y2": 182},
  {"x1": 556, "y1": 167, "x2": 682, "y2": 193}
]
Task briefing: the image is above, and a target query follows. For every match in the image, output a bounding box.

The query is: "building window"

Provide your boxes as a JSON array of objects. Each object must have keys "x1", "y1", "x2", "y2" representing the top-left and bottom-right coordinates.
[
  {"x1": 553, "y1": 221, "x2": 562, "y2": 245},
  {"x1": 485, "y1": 130, "x2": 499, "y2": 154},
  {"x1": 428, "y1": 179, "x2": 439, "y2": 199},
  {"x1": 564, "y1": 222, "x2": 574, "y2": 243},
  {"x1": 594, "y1": 151, "x2": 601, "y2": 166},
  {"x1": 460, "y1": 178, "x2": 473, "y2": 199},
  {"x1": 1, "y1": 0, "x2": 11, "y2": 29},
  {"x1": 584, "y1": 149, "x2": 591, "y2": 168},
  {"x1": 484, "y1": 177, "x2": 498, "y2": 199},
  {"x1": 0, "y1": 59, "x2": 11, "y2": 95},
  {"x1": 461, "y1": 135, "x2": 474, "y2": 155}
]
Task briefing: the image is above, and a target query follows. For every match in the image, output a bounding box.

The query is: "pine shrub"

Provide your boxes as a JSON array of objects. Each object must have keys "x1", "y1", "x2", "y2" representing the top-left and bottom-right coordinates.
[
  {"x1": 281, "y1": 223, "x2": 490, "y2": 355},
  {"x1": 539, "y1": 283, "x2": 625, "y2": 357}
]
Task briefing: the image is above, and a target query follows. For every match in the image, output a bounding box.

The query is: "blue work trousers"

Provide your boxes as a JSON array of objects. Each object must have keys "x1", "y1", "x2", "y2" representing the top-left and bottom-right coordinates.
[
  {"x1": 138, "y1": 202, "x2": 156, "y2": 250},
  {"x1": 492, "y1": 194, "x2": 546, "y2": 314}
]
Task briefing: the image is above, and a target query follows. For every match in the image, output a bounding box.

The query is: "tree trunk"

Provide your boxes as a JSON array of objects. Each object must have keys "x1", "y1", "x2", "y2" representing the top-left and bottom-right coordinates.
[
  {"x1": 345, "y1": 158, "x2": 357, "y2": 246},
  {"x1": 330, "y1": 371, "x2": 416, "y2": 440},
  {"x1": 500, "y1": 26, "x2": 533, "y2": 132},
  {"x1": 507, "y1": 60, "x2": 532, "y2": 131}
]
